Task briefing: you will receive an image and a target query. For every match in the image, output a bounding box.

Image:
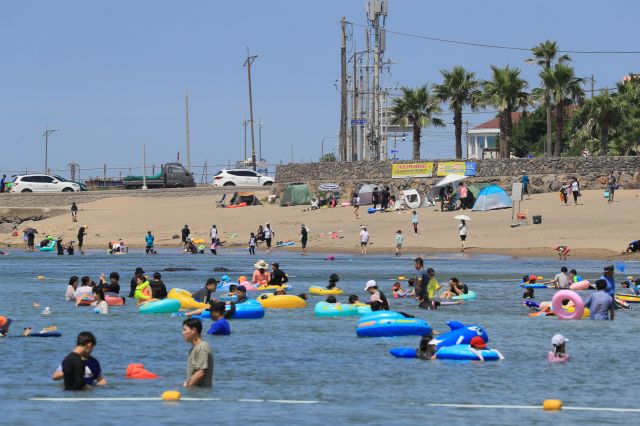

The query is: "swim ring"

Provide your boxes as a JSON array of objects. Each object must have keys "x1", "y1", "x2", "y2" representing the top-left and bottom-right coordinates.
[
  {"x1": 434, "y1": 344, "x2": 503, "y2": 361},
  {"x1": 521, "y1": 284, "x2": 548, "y2": 289},
  {"x1": 357, "y1": 305, "x2": 372, "y2": 315},
  {"x1": 39, "y1": 240, "x2": 56, "y2": 252},
  {"x1": 76, "y1": 296, "x2": 93, "y2": 306},
  {"x1": 105, "y1": 292, "x2": 125, "y2": 306},
  {"x1": 314, "y1": 302, "x2": 360, "y2": 317},
  {"x1": 356, "y1": 313, "x2": 432, "y2": 338},
  {"x1": 451, "y1": 291, "x2": 477, "y2": 301},
  {"x1": 255, "y1": 284, "x2": 293, "y2": 292},
  {"x1": 26, "y1": 331, "x2": 62, "y2": 337},
  {"x1": 569, "y1": 280, "x2": 590, "y2": 291},
  {"x1": 218, "y1": 294, "x2": 238, "y2": 302},
  {"x1": 547, "y1": 352, "x2": 570, "y2": 363},
  {"x1": 257, "y1": 293, "x2": 306, "y2": 309},
  {"x1": 551, "y1": 290, "x2": 584, "y2": 320},
  {"x1": 139, "y1": 299, "x2": 181, "y2": 314},
  {"x1": 615, "y1": 294, "x2": 640, "y2": 303},
  {"x1": 309, "y1": 286, "x2": 344, "y2": 296},
  {"x1": 168, "y1": 288, "x2": 208, "y2": 309},
  {"x1": 200, "y1": 300, "x2": 265, "y2": 319}
]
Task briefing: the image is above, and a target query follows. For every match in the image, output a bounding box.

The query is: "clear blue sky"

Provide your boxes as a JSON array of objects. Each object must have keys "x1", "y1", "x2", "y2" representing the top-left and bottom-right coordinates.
[{"x1": 1, "y1": 1, "x2": 638, "y2": 178}]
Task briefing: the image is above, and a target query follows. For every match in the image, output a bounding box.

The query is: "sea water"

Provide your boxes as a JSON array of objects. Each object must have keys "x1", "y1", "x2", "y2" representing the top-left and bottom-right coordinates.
[{"x1": 1, "y1": 249, "x2": 639, "y2": 425}]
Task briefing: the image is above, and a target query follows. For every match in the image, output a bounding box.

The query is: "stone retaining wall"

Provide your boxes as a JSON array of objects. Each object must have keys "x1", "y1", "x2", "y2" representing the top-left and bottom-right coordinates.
[
  {"x1": 0, "y1": 187, "x2": 270, "y2": 209},
  {"x1": 275, "y1": 157, "x2": 640, "y2": 196}
]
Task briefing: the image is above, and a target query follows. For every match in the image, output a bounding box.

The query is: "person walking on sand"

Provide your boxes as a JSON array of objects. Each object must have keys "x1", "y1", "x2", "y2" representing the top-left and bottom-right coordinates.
[
  {"x1": 352, "y1": 192, "x2": 360, "y2": 219},
  {"x1": 411, "y1": 210, "x2": 419, "y2": 234},
  {"x1": 359, "y1": 226, "x2": 369, "y2": 255},
  {"x1": 372, "y1": 187, "x2": 380, "y2": 209},
  {"x1": 607, "y1": 171, "x2": 617, "y2": 204},
  {"x1": 570, "y1": 177, "x2": 581, "y2": 205},
  {"x1": 300, "y1": 224, "x2": 308, "y2": 255},
  {"x1": 560, "y1": 180, "x2": 570, "y2": 205},
  {"x1": 458, "y1": 219, "x2": 467, "y2": 252},
  {"x1": 0, "y1": 174, "x2": 5, "y2": 193},
  {"x1": 145, "y1": 231, "x2": 155, "y2": 254},
  {"x1": 77, "y1": 225, "x2": 87, "y2": 254},
  {"x1": 395, "y1": 230, "x2": 404, "y2": 257},
  {"x1": 71, "y1": 202, "x2": 78, "y2": 222},
  {"x1": 181, "y1": 225, "x2": 190, "y2": 251}
]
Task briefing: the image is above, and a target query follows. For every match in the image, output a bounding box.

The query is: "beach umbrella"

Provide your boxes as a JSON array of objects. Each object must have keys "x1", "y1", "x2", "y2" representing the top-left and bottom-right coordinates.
[
  {"x1": 454, "y1": 215, "x2": 471, "y2": 221},
  {"x1": 319, "y1": 183, "x2": 340, "y2": 192},
  {"x1": 434, "y1": 174, "x2": 467, "y2": 187}
]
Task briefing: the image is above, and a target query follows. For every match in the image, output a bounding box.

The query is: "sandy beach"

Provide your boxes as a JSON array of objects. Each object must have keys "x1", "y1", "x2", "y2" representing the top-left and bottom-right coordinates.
[{"x1": 2, "y1": 188, "x2": 638, "y2": 260}]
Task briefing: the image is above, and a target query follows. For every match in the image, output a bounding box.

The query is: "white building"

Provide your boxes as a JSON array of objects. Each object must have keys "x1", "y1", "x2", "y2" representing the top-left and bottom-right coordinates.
[{"x1": 467, "y1": 112, "x2": 521, "y2": 159}]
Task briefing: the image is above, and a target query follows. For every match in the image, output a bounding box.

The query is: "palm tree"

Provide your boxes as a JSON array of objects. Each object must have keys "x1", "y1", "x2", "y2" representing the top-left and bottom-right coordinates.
[
  {"x1": 577, "y1": 90, "x2": 624, "y2": 155},
  {"x1": 434, "y1": 66, "x2": 480, "y2": 159},
  {"x1": 481, "y1": 65, "x2": 529, "y2": 158},
  {"x1": 391, "y1": 85, "x2": 445, "y2": 160},
  {"x1": 528, "y1": 40, "x2": 571, "y2": 156},
  {"x1": 540, "y1": 63, "x2": 584, "y2": 156}
]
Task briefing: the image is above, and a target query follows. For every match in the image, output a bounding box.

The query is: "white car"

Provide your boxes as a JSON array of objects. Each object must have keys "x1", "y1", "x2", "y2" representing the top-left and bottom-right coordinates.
[
  {"x1": 10, "y1": 174, "x2": 81, "y2": 193},
  {"x1": 212, "y1": 169, "x2": 274, "y2": 187}
]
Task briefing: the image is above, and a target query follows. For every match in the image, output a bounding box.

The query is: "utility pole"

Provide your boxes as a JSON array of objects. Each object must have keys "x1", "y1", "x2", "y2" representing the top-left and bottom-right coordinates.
[
  {"x1": 351, "y1": 51, "x2": 359, "y2": 161},
  {"x1": 339, "y1": 17, "x2": 348, "y2": 161},
  {"x1": 185, "y1": 90, "x2": 191, "y2": 172},
  {"x1": 242, "y1": 116, "x2": 248, "y2": 162},
  {"x1": 367, "y1": 1, "x2": 387, "y2": 161},
  {"x1": 42, "y1": 125, "x2": 59, "y2": 174},
  {"x1": 142, "y1": 144, "x2": 148, "y2": 190},
  {"x1": 591, "y1": 74, "x2": 595, "y2": 99},
  {"x1": 365, "y1": 29, "x2": 371, "y2": 161},
  {"x1": 258, "y1": 118, "x2": 263, "y2": 162},
  {"x1": 244, "y1": 48, "x2": 259, "y2": 171}
]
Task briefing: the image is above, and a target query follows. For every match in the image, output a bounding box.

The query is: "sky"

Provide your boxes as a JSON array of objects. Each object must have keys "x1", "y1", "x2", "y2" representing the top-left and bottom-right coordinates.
[{"x1": 1, "y1": 0, "x2": 639, "y2": 179}]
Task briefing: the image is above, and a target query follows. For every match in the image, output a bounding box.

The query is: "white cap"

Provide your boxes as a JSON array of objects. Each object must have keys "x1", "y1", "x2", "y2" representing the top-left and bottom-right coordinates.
[
  {"x1": 364, "y1": 280, "x2": 377, "y2": 290},
  {"x1": 551, "y1": 334, "x2": 569, "y2": 346}
]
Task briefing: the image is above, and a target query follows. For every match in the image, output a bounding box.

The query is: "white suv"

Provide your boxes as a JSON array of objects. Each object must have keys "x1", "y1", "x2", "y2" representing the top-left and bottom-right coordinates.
[
  {"x1": 10, "y1": 174, "x2": 81, "y2": 193},
  {"x1": 212, "y1": 169, "x2": 274, "y2": 187}
]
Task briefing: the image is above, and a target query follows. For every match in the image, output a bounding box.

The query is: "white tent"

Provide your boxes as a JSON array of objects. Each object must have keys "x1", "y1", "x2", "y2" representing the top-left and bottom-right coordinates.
[
  {"x1": 402, "y1": 189, "x2": 421, "y2": 209},
  {"x1": 434, "y1": 174, "x2": 467, "y2": 187}
]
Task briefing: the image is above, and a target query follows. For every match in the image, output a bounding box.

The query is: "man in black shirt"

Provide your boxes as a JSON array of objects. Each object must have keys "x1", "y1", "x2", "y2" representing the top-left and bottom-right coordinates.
[
  {"x1": 150, "y1": 272, "x2": 168, "y2": 299},
  {"x1": 269, "y1": 262, "x2": 289, "y2": 286},
  {"x1": 191, "y1": 278, "x2": 219, "y2": 303},
  {"x1": 61, "y1": 331, "x2": 100, "y2": 391},
  {"x1": 181, "y1": 225, "x2": 191, "y2": 250},
  {"x1": 381, "y1": 187, "x2": 390, "y2": 210},
  {"x1": 106, "y1": 272, "x2": 121, "y2": 294}
]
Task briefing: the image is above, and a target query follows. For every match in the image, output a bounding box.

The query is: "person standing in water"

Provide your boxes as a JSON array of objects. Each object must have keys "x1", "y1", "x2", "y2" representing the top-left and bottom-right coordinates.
[
  {"x1": 77, "y1": 225, "x2": 87, "y2": 254},
  {"x1": 145, "y1": 231, "x2": 155, "y2": 254},
  {"x1": 182, "y1": 318, "x2": 213, "y2": 388},
  {"x1": 458, "y1": 219, "x2": 467, "y2": 252},
  {"x1": 61, "y1": 331, "x2": 101, "y2": 391},
  {"x1": 300, "y1": 224, "x2": 308, "y2": 255},
  {"x1": 71, "y1": 202, "x2": 78, "y2": 222},
  {"x1": 210, "y1": 225, "x2": 218, "y2": 246},
  {"x1": 248, "y1": 232, "x2": 256, "y2": 255}
]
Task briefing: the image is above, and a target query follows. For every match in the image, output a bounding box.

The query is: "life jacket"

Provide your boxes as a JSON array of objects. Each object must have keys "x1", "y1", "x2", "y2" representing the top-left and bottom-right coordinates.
[{"x1": 134, "y1": 281, "x2": 152, "y2": 301}]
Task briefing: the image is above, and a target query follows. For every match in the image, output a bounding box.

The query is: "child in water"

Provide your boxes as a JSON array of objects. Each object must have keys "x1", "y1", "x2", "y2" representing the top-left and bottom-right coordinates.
[
  {"x1": 548, "y1": 334, "x2": 570, "y2": 363},
  {"x1": 391, "y1": 282, "x2": 407, "y2": 298},
  {"x1": 326, "y1": 296, "x2": 337, "y2": 304},
  {"x1": 416, "y1": 335, "x2": 437, "y2": 360},
  {"x1": 522, "y1": 287, "x2": 535, "y2": 299},
  {"x1": 348, "y1": 295, "x2": 360, "y2": 305}
]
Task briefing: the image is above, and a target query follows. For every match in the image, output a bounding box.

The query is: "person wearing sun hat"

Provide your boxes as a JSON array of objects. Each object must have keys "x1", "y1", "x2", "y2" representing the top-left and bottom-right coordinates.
[
  {"x1": 252, "y1": 260, "x2": 271, "y2": 285},
  {"x1": 364, "y1": 280, "x2": 389, "y2": 311},
  {"x1": 548, "y1": 334, "x2": 570, "y2": 363}
]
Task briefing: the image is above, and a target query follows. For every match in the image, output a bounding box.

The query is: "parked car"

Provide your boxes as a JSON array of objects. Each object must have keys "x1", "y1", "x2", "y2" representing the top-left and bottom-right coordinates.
[
  {"x1": 122, "y1": 163, "x2": 195, "y2": 189},
  {"x1": 10, "y1": 174, "x2": 82, "y2": 193},
  {"x1": 212, "y1": 169, "x2": 274, "y2": 187}
]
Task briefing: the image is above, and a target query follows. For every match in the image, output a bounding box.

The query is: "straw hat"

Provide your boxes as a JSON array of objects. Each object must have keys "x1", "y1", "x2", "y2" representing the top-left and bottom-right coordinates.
[{"x1": 254, "y1": 260, "x2": 268, "y2": 269}]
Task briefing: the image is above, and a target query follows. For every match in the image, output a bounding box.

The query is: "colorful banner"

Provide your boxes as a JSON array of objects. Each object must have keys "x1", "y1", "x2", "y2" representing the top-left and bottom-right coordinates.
[
  {"x1": 436, "y1": 161, "x2": 477, "y2": 177},
  {"x1": 391, "y1": 162, "x2": 434, "y2": 178}
]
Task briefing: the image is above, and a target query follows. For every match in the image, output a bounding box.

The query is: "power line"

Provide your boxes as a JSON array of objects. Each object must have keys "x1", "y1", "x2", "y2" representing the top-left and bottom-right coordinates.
[{"x1": 346, "y1": 21, "x2": 640, "y2": 54}]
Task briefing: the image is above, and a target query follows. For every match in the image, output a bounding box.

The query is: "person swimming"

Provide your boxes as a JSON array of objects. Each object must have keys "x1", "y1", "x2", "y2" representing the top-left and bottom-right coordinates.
[
  {"x1": 392, "y1": 282, "x2": 407, "y2": 298},
  {"x1": 327, "y1": 273, "x2": 340, "y2": 290},
  {"x1": 416, "y1": 334, "x2": 437, "y2": 360},
  {"x1": 326, "y1": 295, "x2": 337, "y2": 304},
  {"x1": 548, "y1": 334, "x2": 570, "y2": 363}
]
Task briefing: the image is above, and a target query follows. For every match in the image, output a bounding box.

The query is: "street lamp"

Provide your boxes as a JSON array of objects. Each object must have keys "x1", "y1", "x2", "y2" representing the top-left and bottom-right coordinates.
[
  {"x1": 42, "y1": 125, "x2": 59, "y2": 174},
  {"x1": 321, "y1": 136, "x2": 337, "y2": 161}
]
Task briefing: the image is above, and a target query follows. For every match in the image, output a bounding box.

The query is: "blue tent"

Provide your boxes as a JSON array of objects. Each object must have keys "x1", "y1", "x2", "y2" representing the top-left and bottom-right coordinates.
[{"x1": 472, "y1": 185, "x2": 512, "y2": 211}]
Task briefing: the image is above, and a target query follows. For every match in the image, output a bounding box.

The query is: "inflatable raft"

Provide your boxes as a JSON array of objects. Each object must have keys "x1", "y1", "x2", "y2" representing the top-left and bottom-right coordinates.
[
  {"x1": 452, "y1": 291, "x2": 477, "y2": 301},
  {"x1": 356, "y1": 311, "x2": 432, "y2": 338},
  {"x1": 168, "y1": 288, "x2": 208, "y2": 310},
  {"x1": 434, "y1": 344, "x2": 504, "y2": 361},
  {"x1": 257, "y1": 293, "x2": 306, "y2": 309},
  {"x1": 314, "y1": 302, "x2": 360, "y2": 317},
  {"x1": 309, "y1": 286, "x2": 344, "y2": 296},
  {"x1": 139, "y1": 299, "x2": 181, "y2": 314}
]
